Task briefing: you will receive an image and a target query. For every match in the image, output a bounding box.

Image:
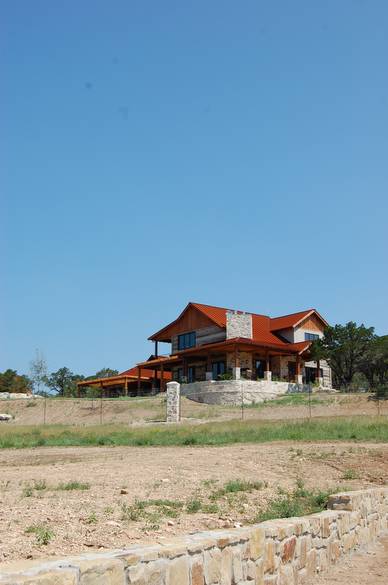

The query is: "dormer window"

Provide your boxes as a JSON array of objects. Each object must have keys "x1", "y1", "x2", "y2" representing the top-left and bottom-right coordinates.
[
  {"x1": 178, "y1": 331, "x2": 196, "y2": 350},
  {"x1": 305, "y1": 332, "x2": 319, "y2": 341}
]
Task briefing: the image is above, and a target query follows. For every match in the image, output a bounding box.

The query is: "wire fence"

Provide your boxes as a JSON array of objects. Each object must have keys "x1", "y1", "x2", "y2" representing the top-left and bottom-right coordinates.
[{"x1": 0, "y1": 389, "x2": 387, "y2": 426}]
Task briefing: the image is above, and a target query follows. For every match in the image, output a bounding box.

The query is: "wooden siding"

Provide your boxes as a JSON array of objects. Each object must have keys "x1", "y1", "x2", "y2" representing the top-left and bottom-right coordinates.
[
  {"x1": 297, "y1": 314, "x2": 325, "y2": 333},
  {"x1": 156, "y1": 304, "x2": 222, "y2": 342},
  {"x1": 172, "y1": 325, "x2": 226, "y2": 353}
]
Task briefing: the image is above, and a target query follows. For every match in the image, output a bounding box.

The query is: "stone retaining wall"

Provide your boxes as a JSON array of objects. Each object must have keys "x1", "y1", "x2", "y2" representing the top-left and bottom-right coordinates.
[
  {"x1": 1, "y1": 488, "x2": 387, "y2": 584},
  {"x1": 181, "y1": 379, "x2": 311, "y2": 406}
]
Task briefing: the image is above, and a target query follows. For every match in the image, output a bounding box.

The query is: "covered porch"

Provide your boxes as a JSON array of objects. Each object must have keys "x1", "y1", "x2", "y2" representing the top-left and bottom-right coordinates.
[{"x1": 136, "y1": 340, "x2": 322, "y2": 386}]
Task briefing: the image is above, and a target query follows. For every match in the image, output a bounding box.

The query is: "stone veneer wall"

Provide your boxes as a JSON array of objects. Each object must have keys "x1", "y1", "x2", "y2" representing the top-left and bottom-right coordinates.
[
  {"x1": 0, "y1": 488, "x2": 387, "y2": 584},
  {"x1": 181, "y1": 379, "x2": 310, "y2": 406}
]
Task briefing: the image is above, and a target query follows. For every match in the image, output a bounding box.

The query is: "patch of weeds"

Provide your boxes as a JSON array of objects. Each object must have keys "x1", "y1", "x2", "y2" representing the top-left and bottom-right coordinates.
[
  {"x1": 121, "y1": 501, "x2": 146, "y2": 522},
  {"x1": 85, "y1": 511, "x2": 98, "y2": 524},
  {"x1": 253, "y1": 480, "x2": 331, "y2": 523},
  {"x1": 342, "y1": 469, "x2": 359, "y2": 480},
  {"x1": 56, "y1": 481, "x2": 90, "y2": 491},
  {"x1": 210, "y1": 479, "x2": 263, "y2": 500},
  {"x1": 22, "y1": 484, "x2": 34, "y2": 497},
  {"x1": 104, "y1": 506, "x2": 114, "y2": 515},
  {"x1": 25, "y1": 524, "x2": 54, "y2": 546},
  {"x1": 186, "y1": 499, "x2": 202, "y2": 513},
  {"x1": 33, "y1": 479, "x2": 47, "y2": 491},
  {"x1": 201, "y1": 502, "x2": 219, "y2": 514},
  {"x1": 26, "y1": 401, "x2": 38, "y2": 407}
]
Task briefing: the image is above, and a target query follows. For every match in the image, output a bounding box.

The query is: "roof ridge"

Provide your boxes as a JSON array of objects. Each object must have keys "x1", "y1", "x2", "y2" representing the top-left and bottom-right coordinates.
[
  {"x1": 271, "y1": 309, "x2": 314, "y2": 320},
  {"x1": 191, "y1": 301, "x2": 270, "y2": 319}
]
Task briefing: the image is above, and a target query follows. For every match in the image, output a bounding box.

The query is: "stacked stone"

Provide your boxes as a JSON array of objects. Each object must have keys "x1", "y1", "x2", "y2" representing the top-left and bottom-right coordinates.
[
  {"x1": 166, "y1": 382, "x2": 180, "y2": 423},
  {"x1": 0, "y1": 488, "x2": 387, "y2": 584}
]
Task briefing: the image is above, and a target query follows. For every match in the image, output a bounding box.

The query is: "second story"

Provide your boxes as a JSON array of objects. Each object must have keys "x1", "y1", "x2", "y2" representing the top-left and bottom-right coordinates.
[{"x1": 148, "y1": 302, "x2": 329, "y2": 355}]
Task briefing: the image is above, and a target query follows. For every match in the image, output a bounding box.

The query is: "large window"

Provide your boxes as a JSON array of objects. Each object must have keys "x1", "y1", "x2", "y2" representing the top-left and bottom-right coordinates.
[
  {"x1": 305, "y1": 332, "x2": 320, "y2": 341},
  {"x1": 178, "y1": 331, "x2": 196, "y2": 350}
]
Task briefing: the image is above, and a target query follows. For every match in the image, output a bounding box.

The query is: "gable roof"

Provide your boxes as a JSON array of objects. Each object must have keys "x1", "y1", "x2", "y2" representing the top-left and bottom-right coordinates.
[
  {"x1": 270, "y1": 309, "x2": 328, "y2": 331},
  {"x1": 149, "y1": 302, "x2": 328, "y2": 347}
]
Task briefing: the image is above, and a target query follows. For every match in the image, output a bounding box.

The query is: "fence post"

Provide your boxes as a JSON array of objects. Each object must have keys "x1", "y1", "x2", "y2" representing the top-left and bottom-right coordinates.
[{"x1": 166, "y1": 381, "x2": 180, "y2": 423}]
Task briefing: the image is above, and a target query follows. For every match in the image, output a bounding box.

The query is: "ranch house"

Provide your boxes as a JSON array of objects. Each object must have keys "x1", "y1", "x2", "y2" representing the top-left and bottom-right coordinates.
[{"x1": 136, "y1": 302, "x2": 332, "y2": 391}]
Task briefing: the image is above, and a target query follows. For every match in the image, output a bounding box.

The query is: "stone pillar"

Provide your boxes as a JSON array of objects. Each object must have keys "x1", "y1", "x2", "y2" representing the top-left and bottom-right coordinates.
[
  {"x1": 296, "y1": 374, "x2": 303, "y2": 384},
  {"x1": 232, "y1": 367, "x2": 241, "y2": 380},
  {"x1": 206, "y1": 371, "x2": 213, "y2": 381},
  {"x1": 264, "y1": 371, "x2": 272, "y2": 381},
  {"x1": 166, "y1": 381, "x2": 180, "y2": 423},
  {"x1": 318, "y1": 377, "x2": 324, "y2": 387}
]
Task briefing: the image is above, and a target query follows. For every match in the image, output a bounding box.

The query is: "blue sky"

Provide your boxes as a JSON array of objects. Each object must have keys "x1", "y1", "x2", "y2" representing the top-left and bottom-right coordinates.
[{"x1": 2, "y1": 1, "x2": 388, "y2": 377}]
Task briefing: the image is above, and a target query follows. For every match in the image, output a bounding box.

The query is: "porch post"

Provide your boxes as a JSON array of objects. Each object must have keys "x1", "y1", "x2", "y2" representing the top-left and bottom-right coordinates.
[
  {"x1": 264, "y1": 352, "x2": 272, "y2": 381},
  {"x1": 137, "y1": 367, "x2": 141, "y2": 393},
  {"x1": 233, "y1": 346, "x2": 241, "y2": 380},
  {"x1": 183, "y1": 357, "x2": 188, "y2": 382},
  {"x1": 160, "y1": 363, "x2": 164, "y2": 392},
  {"x1": 296, "y1": 355, "x2": 303, "y2": 384},
  {"x1": 124, "y1": 378, "x2": 128, "y2": 396},
  {"x1": 206, "y1": 353, "x2": 212, "y2": 381},
  {"x1": 316, "y1": 359, "x2": 323, "y2": 387}
]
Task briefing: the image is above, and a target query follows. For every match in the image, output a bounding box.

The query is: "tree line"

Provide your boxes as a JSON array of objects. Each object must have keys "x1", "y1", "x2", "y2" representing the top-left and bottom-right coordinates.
[
  {"x1": 311, "y1": 322, "x2": 388, "y2": 394},
  {"x1": 0, "y1": 353, "x2": 119, "y2": 397}
]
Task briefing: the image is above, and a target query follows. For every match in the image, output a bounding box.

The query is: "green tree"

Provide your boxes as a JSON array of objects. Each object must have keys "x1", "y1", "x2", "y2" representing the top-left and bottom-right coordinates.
[
  {"x1": 29, "y1": 349, "x2": 48, "y2": 395},
  {"x1": 310, "y1": 322, "x2": 375, "y2": 390},
  {"x1": 94, "y1": 368, "x2": 118, "y2": 379},
  {"x1": 45, "y1": 367, "x2": 84, "y2": 397},
  {"x1": 358, "y1": 335, "x2": 388, "y2": 389},
  {"x1": 0, "y1": 369, "x2": 32, "y2": 394}
]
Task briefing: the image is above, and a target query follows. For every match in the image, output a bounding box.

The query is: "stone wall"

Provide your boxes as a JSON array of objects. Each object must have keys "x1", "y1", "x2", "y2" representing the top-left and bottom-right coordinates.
[
  {"x1": 1, "y1": 488, "x2": 387, "y2": 584},
  {"x1": 181, "y1": 379, "x2": 310, "y2": 406}
]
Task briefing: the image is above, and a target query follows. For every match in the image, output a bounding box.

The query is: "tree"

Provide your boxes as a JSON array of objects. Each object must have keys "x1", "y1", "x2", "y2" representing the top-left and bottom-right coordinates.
[
  {"x1": 310, "y1": 322, "x2": 375, "y2": 390},
  {"x1": 94, "y1": 368, "x2": 119, "y2": 379},
  {"x1": 359, "y1": 335, "x2": 388, "y2": 389},
  {"x1": 29, "y1": 349, "x2": 48, "y2": 395},
  {"x1": 45, "y1": 367, "x2": 84, "y2": 397},
  {"x1": 0, "y1": 369, "x2": 32, "y2": 394}
]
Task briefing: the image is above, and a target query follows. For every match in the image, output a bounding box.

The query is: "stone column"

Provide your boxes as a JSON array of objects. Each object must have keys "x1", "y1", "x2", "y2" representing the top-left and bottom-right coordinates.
[
  {"x1": 232, "y1": 367, "x2": 241, "y2": 380},
  {"x1": 264, "y1": 371, "x2": 272, "y2": 381},
  {"x1": 296, "y1": 374, "x2": 303, "y2": 384},
  {"x1": 166, "y1": 381, "x2": 180, "y2": 423}
]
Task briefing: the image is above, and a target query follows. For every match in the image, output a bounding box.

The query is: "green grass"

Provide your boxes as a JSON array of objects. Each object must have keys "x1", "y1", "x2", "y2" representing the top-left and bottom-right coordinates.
[
  {"x1": 246, "y1": 393, "x2": 326, "y2": 408},
  {"x1": 25, "y1": 524, "x2": 54, "y2": 545},
  {"x1": 342, "y1": 468, "x2": 359, "y2": 480},
  {"x1": 55, "y1": 481, "x2": 90, "y2": 491},
  {"x1": 253, "y1": 480, "x2": 331, "y2": 523},
  {"x1": 0, "y1": 416, "x2": 388, "y2": 449}
]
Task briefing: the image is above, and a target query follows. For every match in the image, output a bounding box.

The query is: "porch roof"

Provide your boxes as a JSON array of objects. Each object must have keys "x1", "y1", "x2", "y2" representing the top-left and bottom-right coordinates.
[{"x1": 137, "y1": 338, "x2": 311, "y2": 371}]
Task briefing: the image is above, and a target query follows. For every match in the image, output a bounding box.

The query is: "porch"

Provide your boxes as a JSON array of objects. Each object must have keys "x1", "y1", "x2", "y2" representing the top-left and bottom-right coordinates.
[{"x1": 136, "y1": 340, "x2": 323, "y2": 389}]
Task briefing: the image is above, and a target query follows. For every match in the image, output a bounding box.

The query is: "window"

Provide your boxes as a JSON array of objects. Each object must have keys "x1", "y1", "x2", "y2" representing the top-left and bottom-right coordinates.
[
  {"x1": 178, "y1": 331, "x2": 196, "y2": 350},
  {"x1": 212, "y1": 361, "x2": 225, "y2": 380},
  {"x1": 305, "y1": 332, "x2": 320, "y2": 341}
]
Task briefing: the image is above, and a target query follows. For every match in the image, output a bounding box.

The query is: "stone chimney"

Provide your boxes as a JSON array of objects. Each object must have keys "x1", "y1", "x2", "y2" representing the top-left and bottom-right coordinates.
[{"x1": 226, "y1": 311, "x2": 253, "y2": 339}]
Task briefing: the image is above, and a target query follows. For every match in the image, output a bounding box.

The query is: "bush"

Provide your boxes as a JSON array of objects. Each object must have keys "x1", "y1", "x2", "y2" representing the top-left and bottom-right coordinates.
[{"x1": 375, "y1": 384, "x2": 388, "y2": 399}]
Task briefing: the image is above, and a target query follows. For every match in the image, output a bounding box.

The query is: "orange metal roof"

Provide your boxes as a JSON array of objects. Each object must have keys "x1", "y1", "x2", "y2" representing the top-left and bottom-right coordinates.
[{"x1": 148, "y1": 302, "x2": 328, "y2": 347}]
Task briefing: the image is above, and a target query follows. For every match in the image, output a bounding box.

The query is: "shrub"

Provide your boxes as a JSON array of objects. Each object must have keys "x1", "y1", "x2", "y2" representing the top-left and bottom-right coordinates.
[{"x1": 25, "y1": 524, "x2": 54, "y2": 545}]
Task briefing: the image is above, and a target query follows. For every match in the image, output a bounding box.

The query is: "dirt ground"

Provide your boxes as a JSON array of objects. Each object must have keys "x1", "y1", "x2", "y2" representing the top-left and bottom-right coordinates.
[
  {"x1": 1, "y1": 392, "x2": 387, "y2": 426},
  {"x1": 312, "y1": 533, "x2": 388, "y2": 585},
  {"x1": 0, "y1": 441, "x2": 387, "y2": 564}
]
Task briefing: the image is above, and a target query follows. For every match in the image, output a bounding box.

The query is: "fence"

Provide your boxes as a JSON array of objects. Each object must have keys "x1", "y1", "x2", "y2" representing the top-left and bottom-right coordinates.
[{"x1": 0, "y1": 387, "x2": 387, "y2": 427}]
